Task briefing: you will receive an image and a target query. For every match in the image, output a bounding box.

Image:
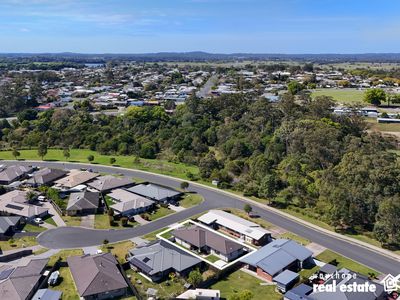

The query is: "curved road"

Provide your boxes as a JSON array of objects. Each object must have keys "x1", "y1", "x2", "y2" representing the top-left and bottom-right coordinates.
[{"x1": 4, "y1": 161, "x2": 400, "y2": 275}]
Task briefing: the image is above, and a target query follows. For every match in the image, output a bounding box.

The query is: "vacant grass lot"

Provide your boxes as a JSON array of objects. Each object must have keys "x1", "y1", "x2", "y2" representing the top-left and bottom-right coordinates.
[
  {"x1": 0, "y1": 149, "x2": 199, "y2": 180},
  {"x1": 210, "y1": 270, "x2": 282, "y2": 300},
  {"x1": 62, "y1": 215, "x2": 82, "y2": 227},
  {"x1": 0, "y1": 236, "x2": 37, "y2": 251},
  {"x1": 100, "y1": 240, "x2": 134, "y2": 264},
  {"x1": 312, "y1": 88, "x2": 364, "y2": 104},
  {"x1": 94, "y1": 214, "x2": 137, "y2": 230},
  {"x1": 316, "y1": 250, "x2": 379, "y2": 276}
]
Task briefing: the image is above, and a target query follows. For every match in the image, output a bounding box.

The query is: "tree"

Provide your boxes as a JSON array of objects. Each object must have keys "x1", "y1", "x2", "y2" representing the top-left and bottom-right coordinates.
[
  {"x1": 87, "y1": 155, "x2": 94, "y2": 163},
  {"x1": 287, "y1": 81, "x2": 305, "y2": 95},
  {"x1": 12, "y1": 148, "x2": 20, "y2": 160},
  {"x1": 364, "y1": 89, "x2": 386, "y2": 106},
  {"x1": 243, "y1": 204, "x2": 253, "y2": 215},
  {"x1": 374, "y1": 196, "x2": 400, "y2": 246},
  {"x1": 63, "y1": 147, "x2": 70, "y2": 161},
  {"x1": 109, "y1": 157, "x2": 116, "y2": 165},
  {"x1": 187, "y1": 269, "x2": 203, "y2": 287},
  {"x1": 229, "y1": 290, "x2": 253, "y2": 300},
  {"x1": 103, "y1": 239, "x2": 109, "y2": 246},
  {"x1": 120, "y1": 217, "x2": 128, "y2": 227},
  {"x1": 26, "y1": 191, "x2": 37, "y2": 202},
  {"x1": 108, "y1": 208, "x2": 115, "y2": 216},
  {"x1": 180, "y1": 181, "x2": 189, "y2": 190},
  {"x1": 37, "y1": 142, "x2": 48, "y2": 160}
]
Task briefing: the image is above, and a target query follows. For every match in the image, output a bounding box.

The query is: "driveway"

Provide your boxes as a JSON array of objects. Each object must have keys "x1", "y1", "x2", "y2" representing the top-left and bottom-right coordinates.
[
  {"x1": 4, "y1": 161, "x2": 400, "y2": 275},
  {"x1": 80, "y1": 215, "x2": 94, "y2": 228}
]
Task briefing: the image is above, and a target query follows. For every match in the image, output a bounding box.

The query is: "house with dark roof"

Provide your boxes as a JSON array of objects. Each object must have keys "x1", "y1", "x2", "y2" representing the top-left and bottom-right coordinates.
[
  {"x1": 127, "y1": 183, "x2": 182, "y2": 203},
  {"x1": 172, "y1": 225, "x2": 245, "y2": 262},
  {"x1": 127, "y1": 239, "x2": 202, "y2": 282},
  {"x1": 27, "y1": 168, "x2": 68, "y2": 187},
  {"x1": 107, "y1": 189, "x2": 155, "y2": 216},
  {"x1": 87, "y1": 175, "x2": 134, "y2": 193},
  {"x1": 66, "y1": 191, "x2": 100, "y2": 216},
  {"x1": 67, "y1": 253, "x2": 128, "y2": 300},
  {"x1": 0, "y1": 165, "x2": 34, "y2": 185},
  {"x1": 274, "y1": 269, "x2": 300, "y2": 293},
  {"x1": 241, "y1": 239, "x2": 313, "y2": 281},
  {"x1": 0, "y1": 258, "x2": 49, "y2": 300},
  {"x1": 32, "y1": 289, "x2": 62, "y2": 300},
  {"x1": 0, "y1": 216, "x2": 22, "y2": 239}
]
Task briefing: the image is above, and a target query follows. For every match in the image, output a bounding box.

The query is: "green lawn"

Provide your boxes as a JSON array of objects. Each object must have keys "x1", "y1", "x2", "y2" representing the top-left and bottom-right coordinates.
[
  {"x1": 367, "y1": 119, "x2": 400, "y2": 132},
  {"x1": 50, "y1": 267, "x2": 80, "y2": 300},
  {"x1": 126, "y1": 269, "x2": 185, "y2": 299},
  {"x1": 23, "y1": 223, "x2": 46, "y2": 232},
  {"x1": 145, "y1": 206, "x2": 174, "y2": 221},
  {"x1": 0, "y1": 148, "x2": 199, "y2": 180},
  {"x1": 100, "y1": 240, "x2": 134, "y2": 264},
  {"x1": 210, "y1": 270, "x2": 282, "y2": 300},
  {"x1": 94, "y1": 214, "x2": 137, "y2": 230},
  {"x1": 143, "y1": 227, "x2": 169, "y2": 241},
  {"x1": 311, "y1": 88, "x2": 364, "y2": 104},
  {"x1": 62, "y1": 215, "x2": 82, "y2": 227},
  {"x1": 179, "y1": 193, "x2": 204, "y2": 208},
  {"x1": 48, "y1": 249, "x2": 84, "y2": 267},
  {"x1": 316, "y1": 250, "x2": 379, "y2": 277},
  {"x1": 205, "y1": 254, "x2": 220, "y2": 263},
  {"x1": 0, "y1": 236, "x2": 37, "y2": 251},
  {"x1": 44, "y1": 216, "x2": 58, "y2": 226},
  {"x1": 277, "y1": 232, "x2": 310, "y2": 246}
]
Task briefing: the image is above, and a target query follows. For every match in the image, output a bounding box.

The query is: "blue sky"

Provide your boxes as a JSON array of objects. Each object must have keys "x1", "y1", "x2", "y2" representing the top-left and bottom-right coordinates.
[{"x1": 0, "y1": 0, "x2": 399, "y2": 53}]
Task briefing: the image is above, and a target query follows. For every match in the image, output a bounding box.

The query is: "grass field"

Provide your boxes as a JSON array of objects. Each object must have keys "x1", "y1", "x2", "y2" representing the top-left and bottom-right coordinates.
[
  {"x1": 48, "y1": 249, "x2": 83, "y2": 266},
  {"x1": 145, "y1": 206, "x2": 174, "y2": 221},
  {"x1": 0, "y1": 149, "x2": 199, "y2": 180},
  {"x1": 210, "y1": 270, "x2": 282, "y2": 300},
  {"x1": 0, "y1": 236, "x2": 37, "y2": 251},
  {"x1": 179, "y1": 193, "x2": 204, "y2": 208},
  {"x1": 311, "y1": 88, "x2": 364, "y2": 104},
  {"x1": 316, "y1": 250, "x2": 379, "y2": 276},
  {"x1": 367, "y1": 118, "x2": 400, "y2": 132},
  {"x1": 23, "y1": 223, "x2": 46, "y2": 232},
  {"x1": 50, "y1": 267, "x2": 80, "y2": 300},
  {"x1": 62, "y1": 215, "x2": 82, "y2": 227},
  {"x1": 95, "y1": 214, "x2": 137, "y2": 229}
]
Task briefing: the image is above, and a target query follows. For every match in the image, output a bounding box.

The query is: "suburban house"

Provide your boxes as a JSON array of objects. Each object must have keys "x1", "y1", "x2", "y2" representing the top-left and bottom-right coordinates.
[
  {"x1": 67, "y1": 253, "x2": 129, "y2": 300},
  {"x1": 107, "y1": 188, "x2": 155, "y2": 216},
  {"x1": 32, "y1": 289, "x2": 62, "y2": 300},
  {"x1": 0, "y1": 165, "x2": 34, "y2": 185},
  {"x1": 197, "y1": 210, "x2": 272, "y2": 246},
  {"x1": 0, "y1": 216, "x2": 22, "y2": 239},
  {"x1": 241, "y1": 239, "x2": 313, "y2": 281},
  {"x1": 87, "y1": 175, "x2": 134, "y2": 193},
  {"x1": 0, "y1": 258, "x2": 49, "y2": 300},
  {"x1": 66, "y1": 191, "x2": 100, "y2": 216},
  {"x1": 299, "y1": 268, "x2": 386, "y2": 300},
  {"x1": 26, "y1": 168, "x2": 68, "y2": 187},
  {"x1": 177, "y1": 289, "x2": 221, "y2": 300},
  {"x1": 284, "y1": 284, "x2": 313, "y2": 300},
  {"x1": 0, "y1": 190, "x2": 48, "y2": 221},
  {"x1": 127, "y1": 183, "x2": 182, "y2": 203},
  {"x1": 127, "y1": 239, "x2": 202, "y2": 282},
  {"x1": 54, "y1": 169, "x2": 99, "y2": 189},
  {"x1": 273, "y1": 269, "x2": 300, "y2": 293},
  {"x1": 172, "y1": 225, "x2": 245, "y2": 262}
]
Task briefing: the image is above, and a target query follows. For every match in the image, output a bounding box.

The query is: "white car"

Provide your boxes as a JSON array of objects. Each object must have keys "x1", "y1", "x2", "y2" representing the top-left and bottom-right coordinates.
[
  {"x1": 34, "y1": 218, "x2": 43, "y2": 224},
  {"x1": 38, "y1": 196, "x2": 46, "y2": 202}
]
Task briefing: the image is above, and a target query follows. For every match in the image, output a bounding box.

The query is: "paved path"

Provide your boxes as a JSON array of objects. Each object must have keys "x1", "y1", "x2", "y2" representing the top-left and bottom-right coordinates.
[
  {"x1": 42, "y1": 202, "x2": 66, "y2": 227},
  {"x1": 3, "y1": 161, "x2": 400, "y2": 275},
  {"x1": 134, "y1": 215, "x2": 149, "y2": 225}
]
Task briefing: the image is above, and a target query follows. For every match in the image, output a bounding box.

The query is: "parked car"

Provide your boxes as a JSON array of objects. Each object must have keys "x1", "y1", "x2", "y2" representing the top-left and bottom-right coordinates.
[
  {"x1": 34, "y1": 218, "x2": 43, "y2": 224},
  {"x1": 38, "y1": 195, "x2": 46, "y2": 202},
  {"x1": 48, "y1": 270, "x2": 60, "y2": 286}
]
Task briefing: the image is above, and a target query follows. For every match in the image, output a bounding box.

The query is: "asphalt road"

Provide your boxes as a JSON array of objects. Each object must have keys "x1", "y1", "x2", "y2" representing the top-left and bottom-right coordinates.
[
  {"x1": 196, "y1": 74, "x2": 218, "y2": 98},
  {"x1": 4, "y1": 161, "x2": 400, "y2": 275}
]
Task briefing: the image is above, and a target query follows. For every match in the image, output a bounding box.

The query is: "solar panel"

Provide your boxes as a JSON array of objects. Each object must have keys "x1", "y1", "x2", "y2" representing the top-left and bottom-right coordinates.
[
  {"x1": 5, "y1": 204, "x2": 23, "y2": 211},
  {"x1": 0, "y1": 268, "x2": 14, "y2": 280}
]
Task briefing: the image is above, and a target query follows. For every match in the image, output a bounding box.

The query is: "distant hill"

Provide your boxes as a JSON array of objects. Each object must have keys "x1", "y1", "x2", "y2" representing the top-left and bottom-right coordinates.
[{"x1": 2, "y1": 51, "x2": 400, "y2": 63}]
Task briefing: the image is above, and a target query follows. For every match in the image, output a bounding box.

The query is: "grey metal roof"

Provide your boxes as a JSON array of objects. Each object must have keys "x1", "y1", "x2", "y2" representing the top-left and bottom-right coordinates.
[
  {"x1": 172, "y1": 225, "x2": 243, "y2": 256},
  {"x1": 128, "y1": 183, "x2": 182, "y2": 201},
  {"x1": 0, "y1": 259, "x2": 49, "y2": 300},
  {"x1": 319, "y1": 263, "x2": 337, "y2": 274},
  {"x1": 67, "y1": 253, "x2": 128, "y2": 297},
  {"x1": 128, "y1": 240, "x2": 201, "y2": 276},
  {"x1": 285, "y1": 284, "x2": 313, "y2": 300},
  {"x1": 108, "y1": 189, "x2": 154, "y2": 214},
  {"x1": 87, "y1": 175, "x2": 133, "y2": 192},
  {"x1": 66, "y1": 191, "x2": 100, "y2": 211},
  {"x1": 28, "y1": 168, "x2": 68, "y2": 185},
  {"x1": 241, "y1": 239, "x2": 312, "y2": 275},
  {"x1": 32, "y1": 289, "x2": 62, "y2": 300},
  {"x1": 273, "y1": 269, "x2": 299, "y2": 285},
  {"x1": 0, "y1": 216, "x2": 21, "y2": 234},
  {"x1": 0, "y1": 165, "x2": 33, "y2": 183}
]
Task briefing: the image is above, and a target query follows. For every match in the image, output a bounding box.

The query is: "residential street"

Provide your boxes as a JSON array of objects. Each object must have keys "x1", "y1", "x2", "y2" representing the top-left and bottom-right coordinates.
[{"x1": 3, "y1": 160, "x2": 400, "y2": 275}]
